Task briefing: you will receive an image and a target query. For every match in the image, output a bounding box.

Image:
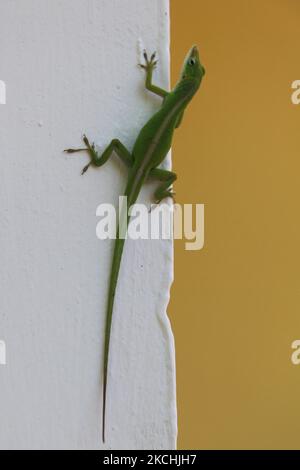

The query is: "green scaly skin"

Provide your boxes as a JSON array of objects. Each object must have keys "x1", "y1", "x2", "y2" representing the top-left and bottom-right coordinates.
[{"x1": 65, "y1": 46, "x2": 205, "y2": 443}]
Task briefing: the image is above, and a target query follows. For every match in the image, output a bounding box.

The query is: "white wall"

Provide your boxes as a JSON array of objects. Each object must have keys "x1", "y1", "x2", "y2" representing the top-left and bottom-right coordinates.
[{"x1": 0, "y1": 0, "x2": 176, "y2": 450}]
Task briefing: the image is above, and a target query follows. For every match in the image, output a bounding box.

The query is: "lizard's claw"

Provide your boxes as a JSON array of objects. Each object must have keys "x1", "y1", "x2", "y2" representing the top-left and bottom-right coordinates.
[
  {"x1": 64, "y1": 134, "x2": 95, "y2": 175},
  {"x1": 81, "y1": 163, "x2": 91, "y2": 175},
  {"x1": 64, "y1": 148, "x2": 85, "y2": 153},
  {"x1": 139, "y1": 50, "x2": 157, "y2": 71},
  {"x1": 64, "y1": 133, "x2": 95, "y2": 154},
  {"x1": 83, "y1": 134, "x2": 91, "y2": 147},
  {"x1": 83, "y1": 134, "x2": 97, "y2": 151},
  {"x1": 155, "y1": 191, "x2": 176, "y2": 205}
]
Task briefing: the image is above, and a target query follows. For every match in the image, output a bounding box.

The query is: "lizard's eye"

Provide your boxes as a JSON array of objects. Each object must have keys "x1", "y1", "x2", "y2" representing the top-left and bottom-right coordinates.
[{"x1": 189, "y1": 58, "x2": 196, "y2": 66}]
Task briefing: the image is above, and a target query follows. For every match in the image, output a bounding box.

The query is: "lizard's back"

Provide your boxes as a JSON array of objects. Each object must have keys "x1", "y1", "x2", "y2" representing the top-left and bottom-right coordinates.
[{"x1": 132, "y1": 92, "x2": 182, "y2": 171}]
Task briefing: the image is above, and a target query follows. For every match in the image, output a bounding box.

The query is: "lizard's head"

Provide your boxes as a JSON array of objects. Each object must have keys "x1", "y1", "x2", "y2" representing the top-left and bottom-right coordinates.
[{"x1": 181, "y1": 45, "x2": 205, "y2": 86}]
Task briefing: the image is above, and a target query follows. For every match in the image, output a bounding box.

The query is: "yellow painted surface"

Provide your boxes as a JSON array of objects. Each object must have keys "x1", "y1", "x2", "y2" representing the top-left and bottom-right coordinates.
[{"x1": 170, "y1": 0, "x2": 300, "y2": 449}]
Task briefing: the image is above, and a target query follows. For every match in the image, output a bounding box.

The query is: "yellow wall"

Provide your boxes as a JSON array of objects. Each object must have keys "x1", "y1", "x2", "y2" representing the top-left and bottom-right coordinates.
[{"x1": 170, "y1": 0, "x2": 300, "y2": 449}]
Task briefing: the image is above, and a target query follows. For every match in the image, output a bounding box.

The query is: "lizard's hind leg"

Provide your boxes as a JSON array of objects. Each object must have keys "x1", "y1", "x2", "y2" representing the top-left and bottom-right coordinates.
[{"x1": 150, "y1": 168, "x2": 177, "y2": 203}]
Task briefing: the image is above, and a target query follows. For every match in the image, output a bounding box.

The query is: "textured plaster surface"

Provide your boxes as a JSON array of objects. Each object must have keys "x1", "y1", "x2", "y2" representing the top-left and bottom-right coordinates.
[{"x1": 0, "y1": 0, "x2": 176, "y2": 449}]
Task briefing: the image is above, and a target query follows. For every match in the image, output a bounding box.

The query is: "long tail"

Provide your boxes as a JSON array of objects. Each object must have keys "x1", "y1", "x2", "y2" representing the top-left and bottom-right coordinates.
[
  {"x1": 102, "y1": 167, "x2": 142, "y2": 443},
  {"x1": 102, "y1": 234, "x2": 126, "y2": 443}
]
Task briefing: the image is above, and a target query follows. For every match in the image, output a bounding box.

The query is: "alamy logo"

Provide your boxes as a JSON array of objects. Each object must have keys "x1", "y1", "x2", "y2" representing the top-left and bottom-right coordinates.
[
  {"x1": 0, "y1": 80, "x2": 6, "y2": 104},
  {"x1": 96, "y1": 197, "x2": 205, "y2": 251},
  {"x1": 0, "y1": 340, "x2": 6, "y2": 365}
]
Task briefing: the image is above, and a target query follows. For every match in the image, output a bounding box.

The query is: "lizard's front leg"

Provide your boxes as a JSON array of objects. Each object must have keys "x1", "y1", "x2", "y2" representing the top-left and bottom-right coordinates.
[
  {"x1": 149, "y1": 168, "x2": 177, "y2": 203},
  {"x1": 64, "y1": 135, "x2": 133, "y2": 174},
  {"x1": 139, "y1": 51, "x2": 169, "y2": 99}
]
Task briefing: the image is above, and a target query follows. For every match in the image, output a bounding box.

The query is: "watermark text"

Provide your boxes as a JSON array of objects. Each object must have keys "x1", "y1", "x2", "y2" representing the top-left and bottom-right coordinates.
[
  {"x1": 96, "y1": 197, "x2": 204, "y2": 251},
  {"x1": 0, "y1": 340, "x2": 6, "y2": 365},
  {"x1": 0, "y1": 80, "x2": 6, "y2": 104}
]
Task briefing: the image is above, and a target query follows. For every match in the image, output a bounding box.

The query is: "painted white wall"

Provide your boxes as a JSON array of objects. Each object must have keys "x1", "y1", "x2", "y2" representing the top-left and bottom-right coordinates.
[{"x1": 0, "y1": 0, "x2": 176, "y2": 450}]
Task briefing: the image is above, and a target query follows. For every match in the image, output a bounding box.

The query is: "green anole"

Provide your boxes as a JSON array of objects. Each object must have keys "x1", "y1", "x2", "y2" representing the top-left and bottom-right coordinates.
[{"x1": 65, "y1": 45, "x2": 205, "y2": 443}]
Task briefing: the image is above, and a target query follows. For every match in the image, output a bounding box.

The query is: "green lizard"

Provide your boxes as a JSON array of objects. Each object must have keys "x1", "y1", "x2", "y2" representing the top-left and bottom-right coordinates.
[{"x1": 64, "y1": 45, "x2": 205, "y2": 443}]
